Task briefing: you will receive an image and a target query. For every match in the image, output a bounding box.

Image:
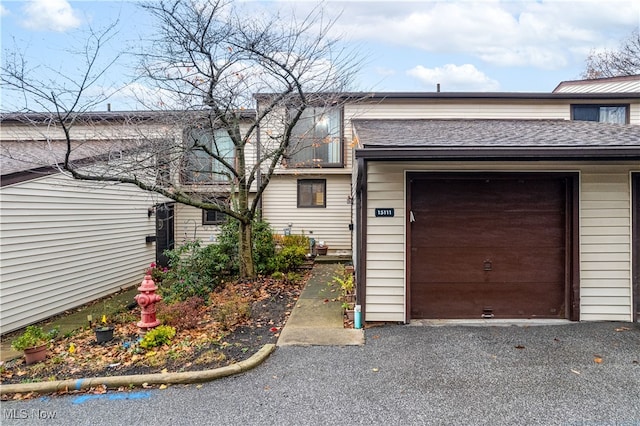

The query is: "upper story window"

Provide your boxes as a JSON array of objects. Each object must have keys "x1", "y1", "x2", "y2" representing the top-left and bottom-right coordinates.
[
  {"x1": 572, "y1": 105, "x2": 628, "y2": 124},
  {"x1": 288, "y1": 107, "x2": 342, "y2": 168},
  {"x1": 182, "y1": 128, "x2": 235, "y2": 184}
]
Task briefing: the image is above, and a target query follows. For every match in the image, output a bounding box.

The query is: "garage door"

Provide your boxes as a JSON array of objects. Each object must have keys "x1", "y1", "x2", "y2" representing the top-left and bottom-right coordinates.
[{"x1": 409, "y1": 174, "x2": 571, "y2": 319}]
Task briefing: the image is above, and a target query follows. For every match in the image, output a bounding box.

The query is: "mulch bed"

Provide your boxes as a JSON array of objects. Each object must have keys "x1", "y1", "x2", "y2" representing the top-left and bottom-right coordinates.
[{"x1": 0, "y1": 275, "x2": 307, "y2": 398}]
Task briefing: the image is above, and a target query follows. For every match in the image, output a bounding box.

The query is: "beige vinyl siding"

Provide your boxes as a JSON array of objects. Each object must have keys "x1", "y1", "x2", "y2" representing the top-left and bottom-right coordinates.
[
  {"x1": 173, "y1": 204, "x2": 226, "y2": 246},
  {"x1": 363, "y1": 161, "x2": 637, "y2": 322},
  {"x1": 345, "y1": 98, "x2": 640, "y2": 127},
  {"x1": 365, "y1": 163, "x2": 406, "y2": 321},
  {"x1": 631, "y1": 104, "x2": 640, "y2": 124},
  {"x1": 346, "y1": 101, "x2": 571, "y2": 121},
  {"x1": 580, "y1": 170, "x2": 633, "y2": 321},
  {"x1": 0, "y1": 174, "x2": 158, "y2": 334},
  {"x1": 261, "y1": 175, "x2": 353, "y2": 253}
]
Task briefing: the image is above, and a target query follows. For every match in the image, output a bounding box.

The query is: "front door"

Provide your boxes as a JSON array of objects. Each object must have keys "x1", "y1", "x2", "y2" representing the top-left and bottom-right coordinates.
[{"x1": 155, "y1": 203, "x2": 175, "y2": 268}]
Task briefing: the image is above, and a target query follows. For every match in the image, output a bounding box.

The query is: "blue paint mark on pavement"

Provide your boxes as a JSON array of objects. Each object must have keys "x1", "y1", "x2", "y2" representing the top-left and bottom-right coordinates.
[{"x1": 72, "y1": 391, "x2": 152, "y2": 404}]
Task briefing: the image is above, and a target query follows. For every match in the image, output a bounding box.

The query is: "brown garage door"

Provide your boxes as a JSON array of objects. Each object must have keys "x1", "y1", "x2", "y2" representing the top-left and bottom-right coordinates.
[{"x1": 409, "y1": 174, "x2": 570, "y2": 319}]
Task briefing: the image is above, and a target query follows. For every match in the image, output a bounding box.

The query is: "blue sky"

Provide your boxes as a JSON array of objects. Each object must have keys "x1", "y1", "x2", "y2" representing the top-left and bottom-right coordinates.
[{"x1": 1, "y1": 0, "x2": 639, "y2": 111}]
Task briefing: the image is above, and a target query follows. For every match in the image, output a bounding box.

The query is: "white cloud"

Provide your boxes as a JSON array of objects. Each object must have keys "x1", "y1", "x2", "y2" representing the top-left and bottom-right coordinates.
[
  {"x1": 21, "y1": 0, "x2": 81, "y2": 32},
  {"x1": 330, "y1": 0, "x2": 640, "y2": 70},
  {"x1": 407, "y1": 64, "x2": 500, "y2": 92}
]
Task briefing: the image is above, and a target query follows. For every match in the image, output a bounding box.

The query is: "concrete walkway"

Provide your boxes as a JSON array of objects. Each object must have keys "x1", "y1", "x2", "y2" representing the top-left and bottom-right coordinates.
[{"x1": 277, "y1": 262, "x2": 365, "y2": 346}]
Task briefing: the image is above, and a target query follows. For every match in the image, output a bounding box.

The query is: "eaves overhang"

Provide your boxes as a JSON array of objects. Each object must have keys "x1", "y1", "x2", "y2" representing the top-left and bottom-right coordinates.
[{"x1": 355, "y1": 147, "x2": 640, "y2": 162}]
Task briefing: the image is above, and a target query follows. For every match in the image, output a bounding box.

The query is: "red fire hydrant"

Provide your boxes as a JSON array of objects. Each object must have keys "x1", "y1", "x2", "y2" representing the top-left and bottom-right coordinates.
[{"x1": 135, "y1": 272, "x2": 162, "y2": 330}]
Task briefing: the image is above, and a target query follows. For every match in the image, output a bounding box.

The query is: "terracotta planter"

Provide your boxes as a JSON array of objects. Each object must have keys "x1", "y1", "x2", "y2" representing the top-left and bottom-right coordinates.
[
  {"x1": 95, "y1": 326, "x2": 115, "y2": 344},
  {"x1": 23, "y1": 344, "x2": 48, "y2": 365},
  {"x1": 316, "y1": 246, "x2": 328, "y2": 256}
]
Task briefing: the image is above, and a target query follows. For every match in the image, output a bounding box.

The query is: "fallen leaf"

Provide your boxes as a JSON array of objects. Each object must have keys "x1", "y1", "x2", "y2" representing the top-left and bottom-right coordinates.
[
  {"x1": 515, "y1": 345, "x2": 525, "y2": 350},
  {"x1": 161, "y1": 368, "x2": 168, "y2": 374},
  {"x1": 372, "y1": 368, "x2": 379, "y2": 372},
  {"x1": 594, "y1": 356, "x2": 603, "y2": 364},
  {"x1": 372, "y1": 335, "x2": 380, "y2": 340},
  {"x1": 571, "y1": 369, "x2": 581, "y2": 375},
  {"x1": 159, "y1": 384, "x2": 168, "y2": 390},
  {"x1": 615, "y1": 327, "x2": 630, "y2": 332}
]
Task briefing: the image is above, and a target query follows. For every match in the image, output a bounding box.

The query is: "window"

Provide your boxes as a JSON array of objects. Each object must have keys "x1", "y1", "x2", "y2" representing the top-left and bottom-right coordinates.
[
  {"x1": 297, "y1": 179, "x2": 326, "y2": 208},
  {"x1": 202, "y1": 208, "x2": 226, "y2": 225},
  {"x1": 183, "y1": 128, "x2": 235, "y2": 183},
  {"x1": 288, "y1": 107, "x2": 342, "y2": 168},
  {"x1": 572, "y1": 105, "x2": 628, "y2": 124}
]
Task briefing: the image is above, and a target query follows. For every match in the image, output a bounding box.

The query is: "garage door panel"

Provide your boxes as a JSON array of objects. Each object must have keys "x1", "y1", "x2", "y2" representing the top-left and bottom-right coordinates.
[
  {"x1": 411, "y1": 213, "x2": 565, "y2": 248},
  {"x1": 412, "y1": 179, "x2": 565, "y2": 213},
  {"x1": 411, "y1": 247, "x2": 565, "y2": 283},
  {"x1": 410, "y1": 175, "x2": 569, "y2": 320},
  {"x1": 410, "y1": 281, "x2": 565, "y2": 319}
]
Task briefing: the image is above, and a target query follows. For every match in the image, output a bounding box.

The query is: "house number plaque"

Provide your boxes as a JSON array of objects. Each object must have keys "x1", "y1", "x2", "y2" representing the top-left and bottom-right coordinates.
[{"x1": 375, "y1": 208, "x2": 395, "y2": 217}]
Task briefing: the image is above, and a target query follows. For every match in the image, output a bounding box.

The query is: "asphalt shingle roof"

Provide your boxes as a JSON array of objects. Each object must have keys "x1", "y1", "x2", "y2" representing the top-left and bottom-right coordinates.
[{"x1": 352, "y1": 119, "x2": 640, "y2": 148}]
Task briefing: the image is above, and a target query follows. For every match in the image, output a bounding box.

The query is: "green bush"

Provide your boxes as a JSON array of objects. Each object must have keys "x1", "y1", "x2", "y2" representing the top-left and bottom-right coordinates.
[
  {"x1": 252, "y1": 220, "x2": 276, "y2": 275},
  {"x1": 208, "y1": 217, "x2": 276, "y2": 276},
  {"x1": 273, "y1": 245, "x2": 307, "y2": 272},
  {"x1": 272, "y1": 234, "x2": 309, "y2": 273},
  {"x1": 140, "y1": 325, "x2": 176, "y2": 349},
  {"x1": 160, "y1": 240, "x2": 223, "y2": 303}
]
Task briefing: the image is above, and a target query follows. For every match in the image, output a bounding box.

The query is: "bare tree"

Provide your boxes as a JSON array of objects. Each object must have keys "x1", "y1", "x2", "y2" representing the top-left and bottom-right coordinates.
[
  {"x1": 583, "y1": 29, "x2": 640, "y2": 78},
  {"x1": 1, "y1": 0, "x2": 362, "y2": 278}
]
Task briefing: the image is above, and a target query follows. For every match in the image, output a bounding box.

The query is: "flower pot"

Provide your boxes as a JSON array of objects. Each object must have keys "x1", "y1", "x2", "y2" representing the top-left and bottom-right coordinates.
[
  {"x1": 316, "y1": 246, "x2": 328, "y2": 256},
  {"x1": 23, "y1": 344, "x2": 48, "y2": 365},
  {"x1": 95, "y1": 326, "x2": 115, "y2": 344}
]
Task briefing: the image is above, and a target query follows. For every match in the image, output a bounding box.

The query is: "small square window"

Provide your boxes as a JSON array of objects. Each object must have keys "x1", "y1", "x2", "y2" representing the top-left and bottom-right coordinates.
[
  {"x1": 297, "y1": 179, "x2": 326, "y2": 208},
  {"x1": 202, "y1": 209, "x2": 226, "y2": 225}
]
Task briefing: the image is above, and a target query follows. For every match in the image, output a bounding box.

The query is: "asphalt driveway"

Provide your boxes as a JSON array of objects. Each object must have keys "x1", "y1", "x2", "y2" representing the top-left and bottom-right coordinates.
[{"x1": 2, "y1": 322, "x2": 639, "y2": 425}]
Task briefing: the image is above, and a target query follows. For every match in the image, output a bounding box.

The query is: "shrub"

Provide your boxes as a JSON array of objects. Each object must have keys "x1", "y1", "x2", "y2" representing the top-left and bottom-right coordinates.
[
  {"x1": 160, "y1": 240, "x2": 223, "y2": 303},
  {"x1": 214, "y1": 218, "x2": 276, "y2": 275},
  {"x1": 273, "y1": 245, "x2": 307, "y2": 272},
  {"x1": 147, "y1": 262, "x2": 169, "y2": 285},
  {"x1": 156, "y1": 297, "x2": 204, "y2": 330},
  {"x1": 209, "y1": 287, "x2": 251, "y2": 330},
  {"x1": 140, "y1": 325, "x2": 176, "y2": 349},
  {"x1": 252, "y1": 220, "x2": 276, "y2": 275},
  {"x1": 272, "y1": 234, "x2": 309, "y2": 272}
]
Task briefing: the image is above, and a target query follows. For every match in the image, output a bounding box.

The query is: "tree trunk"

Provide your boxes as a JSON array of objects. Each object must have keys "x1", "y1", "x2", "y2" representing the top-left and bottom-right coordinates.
[{"x1": 238, "y1": 220, "x2": 255, "y2": 278}]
